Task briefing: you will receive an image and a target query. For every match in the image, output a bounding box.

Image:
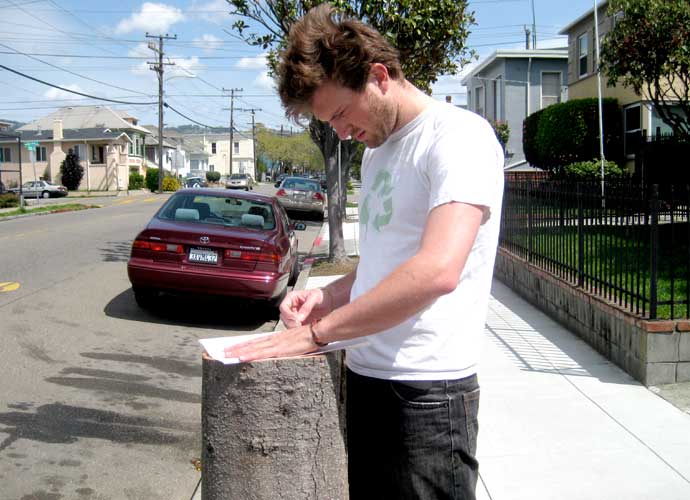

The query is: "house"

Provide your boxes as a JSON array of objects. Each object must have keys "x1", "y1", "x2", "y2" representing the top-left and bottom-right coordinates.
[
  {"x1": 175, "y1": 132, "x2": 254, "y2": 178},
  {"x1": 559, "y1": 0, "x2": 685, "y2": 173},
  {"x1": 0, "y1": 106, "x2": 151, "y2": 191},
  {"x1": 462, "y1": 48, "x2": 568, "y2": 170},
  {"x1": 142, "y1": 125, "x2": 188, "y2": 178}
]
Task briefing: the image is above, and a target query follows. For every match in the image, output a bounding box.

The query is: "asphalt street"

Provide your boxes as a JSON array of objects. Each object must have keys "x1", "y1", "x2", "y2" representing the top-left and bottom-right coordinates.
[{"x1": 0, "y1": 183, "x2": 322, "y2": 500}]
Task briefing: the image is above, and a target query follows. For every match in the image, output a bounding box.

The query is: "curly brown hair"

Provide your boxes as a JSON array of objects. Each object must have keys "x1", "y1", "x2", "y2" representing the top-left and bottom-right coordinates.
[{"x1": 277, "y1": 3, "x2": 403, "y2": 121}]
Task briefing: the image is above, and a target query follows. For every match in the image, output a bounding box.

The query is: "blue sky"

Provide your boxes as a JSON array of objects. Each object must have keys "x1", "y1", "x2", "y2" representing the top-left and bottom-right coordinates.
[{"x1": 0, "y1": 0, "x2": 601, "y2": 132}]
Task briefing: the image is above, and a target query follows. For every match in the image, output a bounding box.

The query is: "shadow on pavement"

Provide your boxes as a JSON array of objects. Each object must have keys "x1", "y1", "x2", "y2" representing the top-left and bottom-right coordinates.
[{"x1": 104, "y1": 288, "x2": 278, "y2": 331}]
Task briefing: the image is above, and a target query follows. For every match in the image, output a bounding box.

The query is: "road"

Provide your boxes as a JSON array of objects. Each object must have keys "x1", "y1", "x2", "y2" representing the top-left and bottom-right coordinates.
[{"x1": 0, "y1": 183, "x2": 322, "y2": 500}]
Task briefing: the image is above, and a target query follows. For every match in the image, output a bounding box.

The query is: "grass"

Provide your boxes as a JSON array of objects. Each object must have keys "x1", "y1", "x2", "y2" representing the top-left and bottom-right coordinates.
[
  {"x1": 310, "y1": 256, "x2": 359, "y2": 276},
  {"x1": 0, "y1": 203, "x2": 99, "y2": 218},
  {"x1": 346, "y1": 202, "x2": 358, "y2": 208}
]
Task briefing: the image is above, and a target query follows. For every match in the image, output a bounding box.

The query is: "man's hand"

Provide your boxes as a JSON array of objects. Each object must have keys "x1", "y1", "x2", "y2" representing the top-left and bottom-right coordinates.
[
  {"x1": 223, "y1": 325, "x2": 318, "y2": 362},
  {"x1": 280, "y1": 288, "x2": 332, "y2": 327}
]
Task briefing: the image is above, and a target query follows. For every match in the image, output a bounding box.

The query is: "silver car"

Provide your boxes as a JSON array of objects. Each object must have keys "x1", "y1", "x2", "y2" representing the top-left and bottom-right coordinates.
[
  {"x1": 226, "y1": 173, "x2": 255, "y2": 190},
  {"x1": 10, "y1": 180, "x2": 68, "y2": 198},
  {"x1": 276, "y1": 176, "x2": 325, "y2": 219}
]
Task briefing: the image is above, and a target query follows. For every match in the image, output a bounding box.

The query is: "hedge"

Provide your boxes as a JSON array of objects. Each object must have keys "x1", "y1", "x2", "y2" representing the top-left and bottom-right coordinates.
[{"x1": 523, "y1": 98, "x2": 623, "y2": 171}]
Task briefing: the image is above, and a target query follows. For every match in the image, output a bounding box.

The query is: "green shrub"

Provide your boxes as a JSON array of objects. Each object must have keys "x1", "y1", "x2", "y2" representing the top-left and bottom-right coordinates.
[
  {"x1": 559, "y1": 159, "x2": 626, "y2": 180},
  {"x1": 0, "y1": 193, "x2": 19, "y2": 208},
  {"x1": 489, "y1": 120, "x2": 510, "y2": 149},
  {"x1": 162, "y1": 176, "x2": 181, "y2": 192},
  {"x1": 145, "y1": 168, "x2": 159, "y2": 192},
  {"x1": 523, "y1": 98, "x2": 623, "y2": 171},
  {"x1": 59, "y1": 149, "x2": 84, "y2": 190},
  {"x1": 206, "y1": 171, "x2": 221, "y2": 183},
  {"x1": 129, "y1": 172, "x2": 144, "y2": 190}
]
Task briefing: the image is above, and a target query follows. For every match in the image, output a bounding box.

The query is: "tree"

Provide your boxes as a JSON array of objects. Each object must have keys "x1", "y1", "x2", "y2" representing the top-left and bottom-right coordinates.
[
  {"x1": 227, "y1": 0, "x2": 476, "y2": 261},
  {"x1": 600, "y1": 0, "x2": 690, "y2": 141},
  {"x1": 59, "y1": 148, "x2": 83, "y2": 190}
]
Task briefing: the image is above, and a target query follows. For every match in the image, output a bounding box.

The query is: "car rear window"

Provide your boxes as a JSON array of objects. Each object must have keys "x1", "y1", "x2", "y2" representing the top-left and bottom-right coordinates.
[
  {"x1": 283, "y1": 179, "x2": 320, "y2": 191},
  {"x1": 157, "y1": 193, "x2": 276, "y2": 230},
  {"x1": 230, "y1": 174, "x2": 247, "y2": 179}
]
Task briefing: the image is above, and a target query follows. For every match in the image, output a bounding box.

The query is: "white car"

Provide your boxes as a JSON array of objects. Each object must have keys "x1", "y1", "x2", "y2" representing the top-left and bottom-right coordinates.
[
  {"x1": 10, "y1": 180, "x2": 68, "y2": 198},
  {"x1": 226, "y1": 173, "x2": 255, "y2": 191}
]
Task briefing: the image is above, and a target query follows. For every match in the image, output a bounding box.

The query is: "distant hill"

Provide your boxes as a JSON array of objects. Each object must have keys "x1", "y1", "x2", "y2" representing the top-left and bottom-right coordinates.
[{"x1": 165, "y1": 124, "x2": 229, "y2": 135}]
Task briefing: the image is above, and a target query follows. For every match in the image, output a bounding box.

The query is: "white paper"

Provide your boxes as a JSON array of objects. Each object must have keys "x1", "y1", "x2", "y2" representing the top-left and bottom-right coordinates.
[{"x1": 200, "y1": 332, "x2": 368, "y2": 365}]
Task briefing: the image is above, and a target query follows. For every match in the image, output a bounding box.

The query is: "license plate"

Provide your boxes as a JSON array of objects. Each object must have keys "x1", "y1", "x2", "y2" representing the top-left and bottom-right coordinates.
[{"x1": 188, "y1": 248, "x2": 218, "y2": 264}]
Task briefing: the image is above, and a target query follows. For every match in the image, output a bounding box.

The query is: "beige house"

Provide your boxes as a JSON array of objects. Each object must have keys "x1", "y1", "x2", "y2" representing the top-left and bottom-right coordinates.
[
  {"x1": 200, "y1": 132, "x2": 255, "y2": 178},
  {"x1": 0, "y1": 106, "x2": 151, "y2": 191},
  {"x1": 559, "y1": 1, "x2": 684, "y2": 168}
]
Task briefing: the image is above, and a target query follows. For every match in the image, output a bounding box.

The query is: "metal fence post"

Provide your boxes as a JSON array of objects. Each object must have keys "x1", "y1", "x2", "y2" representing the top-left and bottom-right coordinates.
[
  {"x1": 527, "y1": 180, "x2": 533, "y2": 263},
  {"x1": 577, "y1": 183, "x2": 584, "y2": 287},
  {"x1": 649, "y1": 184, "x2": 659, "y2": 319}
]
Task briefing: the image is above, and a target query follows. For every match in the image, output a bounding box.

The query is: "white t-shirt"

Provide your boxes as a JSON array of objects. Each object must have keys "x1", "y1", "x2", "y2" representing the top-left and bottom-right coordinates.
[{"x1": 346, "y1": 101, "x2": 504, "y2": 381}]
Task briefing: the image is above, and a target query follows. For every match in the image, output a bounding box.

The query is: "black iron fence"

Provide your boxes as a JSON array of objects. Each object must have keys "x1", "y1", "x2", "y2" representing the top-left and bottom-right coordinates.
[{"x1": 500, "y1": 179, "x2": 690, "y2": 319}]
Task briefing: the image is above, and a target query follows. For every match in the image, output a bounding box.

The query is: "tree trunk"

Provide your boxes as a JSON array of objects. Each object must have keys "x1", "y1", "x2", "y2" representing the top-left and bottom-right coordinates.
[
  {"x1": 310, "y1": 120, "x2": 350, "y2": 262},
  {"x1": 201, "y1": 352, "x2": 348, "y2": 500}
]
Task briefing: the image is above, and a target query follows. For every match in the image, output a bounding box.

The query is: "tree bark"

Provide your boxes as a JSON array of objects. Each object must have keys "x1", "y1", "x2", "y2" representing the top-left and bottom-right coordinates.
[{"x1": 202, "y1": 352, "x2": 348, "y2": 500}]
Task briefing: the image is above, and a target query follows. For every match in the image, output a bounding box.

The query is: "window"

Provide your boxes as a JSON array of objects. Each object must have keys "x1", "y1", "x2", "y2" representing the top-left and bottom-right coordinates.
[
  {"x1": 578, "y1": 33, "x2": 589, "y2": 77},
  {"x1": 0, "y1": 147, "x2": 11, "y2": 162},
  {"x1": 72, "y1": 145, "x2": 81, "y2": 159},
  {"x1": 209, "y1": 164, "x2": 214, "y2": 171},
  {"x1": 91, "y1": 145, "x2": 104, "y2": 163},
  {"x1": 36, "y1": 146, "x2": 47, "y2": 162},
  {"x1": 624, "y1": 105, "x2": 642, "y2": 158},
  {"x1": 211, "y1": 142, "x2": 217, "y2": 154},
  {"x1": 233, "y1": 141, "x2": 240, "y2": 154},
  {"x1": 541, "y1": 72, "x2": 561, "y2": 109},
  {"x1": 474, "y1": 86, "x2": 485, "y2": 117}
]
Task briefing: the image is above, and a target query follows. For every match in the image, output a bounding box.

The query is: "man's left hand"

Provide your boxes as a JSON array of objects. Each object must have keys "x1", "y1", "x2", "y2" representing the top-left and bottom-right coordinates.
[{"x1": 223, "y1": 325, "x2": 318, "y2": 362}]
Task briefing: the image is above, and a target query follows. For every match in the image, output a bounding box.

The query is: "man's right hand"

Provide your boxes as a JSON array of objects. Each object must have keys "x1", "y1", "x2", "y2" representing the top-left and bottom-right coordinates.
[{"x1": 279, "y1": 288, "x2": 332, "y2": 328}]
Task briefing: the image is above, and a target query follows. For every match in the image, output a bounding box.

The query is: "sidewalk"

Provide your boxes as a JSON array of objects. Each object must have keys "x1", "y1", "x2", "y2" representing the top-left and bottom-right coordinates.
[{"x1": 306, "y1": 213, "x2": 690, "y2": 500}]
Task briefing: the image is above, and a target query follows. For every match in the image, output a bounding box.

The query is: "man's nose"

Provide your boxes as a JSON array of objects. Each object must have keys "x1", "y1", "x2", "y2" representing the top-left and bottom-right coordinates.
[{"x1": 331, "y1": 119, "x2": 351, "y2": 140}]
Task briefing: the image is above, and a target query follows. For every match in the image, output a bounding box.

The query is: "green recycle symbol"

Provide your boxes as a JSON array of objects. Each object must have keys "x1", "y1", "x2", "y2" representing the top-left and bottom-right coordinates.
[{"x1": 360, "y1": 170, "x2": 394, "y2": 232}]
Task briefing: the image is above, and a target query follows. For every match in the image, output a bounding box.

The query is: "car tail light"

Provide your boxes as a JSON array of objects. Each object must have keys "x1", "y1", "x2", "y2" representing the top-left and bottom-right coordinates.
[
  {"x1": 276, "y1": 188, "x2": 287, "y2": 197},
  {"x1": 132, "y1": 239, "x2": 183, "y2": 253},
  {"x1": 224, "y1": 248, "x2": 280, "y2": 264},
  {"x1": 312, "y1": 192, "x2": 324, "y2": 201}
]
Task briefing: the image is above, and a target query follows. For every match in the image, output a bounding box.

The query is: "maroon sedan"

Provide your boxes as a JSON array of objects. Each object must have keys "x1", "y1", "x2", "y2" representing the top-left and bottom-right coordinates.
[{"x1": 127, "y1": 188, "x2": 302, "y2": 309}]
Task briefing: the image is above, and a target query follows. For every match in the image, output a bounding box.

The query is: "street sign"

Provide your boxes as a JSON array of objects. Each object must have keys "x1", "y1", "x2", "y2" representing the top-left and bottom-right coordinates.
[{"x1": 24, "y1": 141, "x2": 39, "y2": 151}]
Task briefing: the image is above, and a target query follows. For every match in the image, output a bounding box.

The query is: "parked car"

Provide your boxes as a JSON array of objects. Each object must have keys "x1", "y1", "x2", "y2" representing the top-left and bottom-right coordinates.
[
  {"x1": 226, "y1": 173, "x2": 254, "y2": 190},
  {"x1": 184, "y1": 176, "x2": 208, "y2": 188},
  {"x1": 127, "y1": 188, "x2": 303, "y2": 309},
  {"x1": 275, "y1": 176, "x2": 325, "y2": 219},
  {"x1": 9, "y1": 180, "x2": 68, "y2": 198}
]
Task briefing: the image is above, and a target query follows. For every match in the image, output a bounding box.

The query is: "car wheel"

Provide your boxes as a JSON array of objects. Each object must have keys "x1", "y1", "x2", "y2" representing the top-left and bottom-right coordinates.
[
  {"x1": 41, "y1": 191, "x2": 50, "y2": 199},
  {"x1": 133, "y1": 287, "x2": 158, "y2": 309},
  {"x1": 245, "y1": 187, "x2": 249, "y2": 191}
]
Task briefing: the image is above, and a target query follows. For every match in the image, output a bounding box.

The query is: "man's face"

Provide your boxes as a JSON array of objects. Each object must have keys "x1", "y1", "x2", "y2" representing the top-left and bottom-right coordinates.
[{"x1": 311, "y1": 77, "x2": 396, "y2": 148}]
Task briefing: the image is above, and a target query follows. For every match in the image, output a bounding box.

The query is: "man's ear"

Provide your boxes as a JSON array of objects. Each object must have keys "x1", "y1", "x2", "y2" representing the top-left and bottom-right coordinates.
[{"x1": 369, "y1": 63, "x2": 390, "y2": 93}]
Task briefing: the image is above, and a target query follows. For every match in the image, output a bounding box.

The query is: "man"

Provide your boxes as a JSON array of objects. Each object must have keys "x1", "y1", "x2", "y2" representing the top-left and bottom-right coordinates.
[{"x1": 225, "y1": 4, "x2": 504, "y2": 499}]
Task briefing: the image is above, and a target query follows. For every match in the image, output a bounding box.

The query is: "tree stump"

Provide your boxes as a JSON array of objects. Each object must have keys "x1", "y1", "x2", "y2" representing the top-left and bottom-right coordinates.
[{"x1": 202, "y1": 352, "x2": 348, "y2": 500}]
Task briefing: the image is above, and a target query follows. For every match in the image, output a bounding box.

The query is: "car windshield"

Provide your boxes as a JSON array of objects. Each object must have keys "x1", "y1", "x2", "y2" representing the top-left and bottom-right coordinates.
[
  {"x1": 157, "y1": 193, "x2": 276, "y2": 230},
  {"x1": 282, "y1": 178, "x2": 320, "y2": 192}
]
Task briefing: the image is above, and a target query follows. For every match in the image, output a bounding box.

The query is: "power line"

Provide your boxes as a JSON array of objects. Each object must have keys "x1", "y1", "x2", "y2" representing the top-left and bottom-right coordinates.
[
  {"x1": 0, "y1": 50, "x2": 266, "y2": 60},
  {"x1": 0, "y1": 64, "x2": 158, "y2": 105},
  {"x1": 0, "y1": 43, "x2": 152, "y2": 96},
  {"x1": 163, "y1": 102, "x2": 215, "y2": 129}
]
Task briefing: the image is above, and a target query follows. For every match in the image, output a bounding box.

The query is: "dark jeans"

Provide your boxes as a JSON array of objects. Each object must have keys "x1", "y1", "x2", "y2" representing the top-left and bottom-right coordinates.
[{"x1": 346, "y1": 369, "x2": 480, "y2": 500}]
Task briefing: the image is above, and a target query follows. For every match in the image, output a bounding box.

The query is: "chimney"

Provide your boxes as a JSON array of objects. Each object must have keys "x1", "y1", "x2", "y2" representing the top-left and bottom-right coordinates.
[
  {"x1": 53, "y1": 119, "x2": 63, "y2": 141},
  {"x1": 445, "y1": 95, "x2": 452, "y2": 104}
]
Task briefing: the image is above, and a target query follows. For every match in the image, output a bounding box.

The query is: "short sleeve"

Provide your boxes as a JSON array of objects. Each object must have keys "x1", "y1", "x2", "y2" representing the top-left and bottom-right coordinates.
[{"x1": 426, "y1": 111, "x2": 504, "y2": 213}]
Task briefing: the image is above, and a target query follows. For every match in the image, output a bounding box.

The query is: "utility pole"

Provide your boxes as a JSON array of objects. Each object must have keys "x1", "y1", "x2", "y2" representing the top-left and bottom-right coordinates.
[
  {"x1": 233, "y1": 107, "x2": 261, "y2": 179},
  {"x1": 147, "y1": 32, "x2": 176, "y2": 193},
  {"x1": 525, "y1": 26, "x2": 531, "y2": 50},
  {"x1": 222, "y1": 87, "x2": 242, "y2": 176}
]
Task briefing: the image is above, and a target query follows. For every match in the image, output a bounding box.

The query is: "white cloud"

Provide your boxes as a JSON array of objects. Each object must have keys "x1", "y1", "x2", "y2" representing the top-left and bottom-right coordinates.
[
  {"x1": 236, "y1": 54, "x2": 269, "y2": 70},
  {"x1": 254, "y1": 71, "x2": 276, "y2": 91},
  {"x1": 44, "y1": 84, "x2": 84, "y2": 100},
  {"x1": 189, "y1": 0, "x2": 232, "y2": 24},
  {"x1": 167, "y1": 56, "x2": 204, "y2": 79},
  {"x1": 192, "y1": 34, "x2": 223, "y2": 52},
  {"x1": 115, "y1": 2, "x2": 184, "y2": 34}
]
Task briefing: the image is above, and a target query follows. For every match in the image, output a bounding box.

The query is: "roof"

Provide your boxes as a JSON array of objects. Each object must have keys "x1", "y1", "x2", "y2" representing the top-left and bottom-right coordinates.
[
  {"x1": 141, "y1": 125, "x2": 179, "y2": 149},
  {"x1": 558, "y1": 0, "x2": 609, "y2": 35},
  {"x1": 460, "y1": 49, "x2": 568, "y2": 85},
  {"x1": 0, "y1": 128, "x2": 132, "y2": 143},
  {"x1": 18, "y1": 106, "x2": 150, "y2": 135}
]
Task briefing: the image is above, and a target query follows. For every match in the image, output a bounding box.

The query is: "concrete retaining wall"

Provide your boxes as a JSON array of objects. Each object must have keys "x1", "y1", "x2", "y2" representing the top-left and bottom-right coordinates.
[{"x1": 494, "y1": 249, "x2": 690, "y2": 386}]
